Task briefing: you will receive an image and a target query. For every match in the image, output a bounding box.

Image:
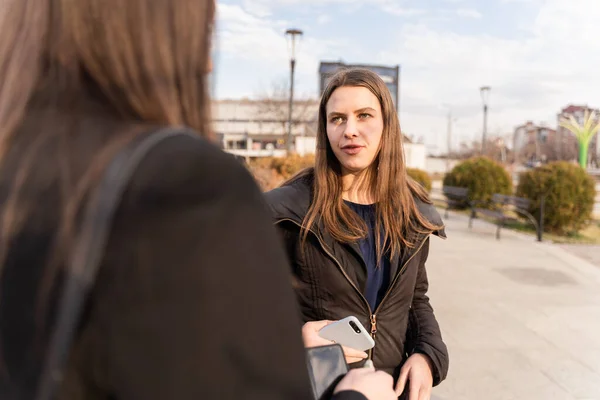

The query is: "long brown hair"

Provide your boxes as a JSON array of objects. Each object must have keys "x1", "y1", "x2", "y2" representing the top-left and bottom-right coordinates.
[
  {"x1": 0, "y1": 0, "x2": 215, "y2": 333},
  {"x1": 295, "y1": 68, "x2": 441, "y2": 261}
]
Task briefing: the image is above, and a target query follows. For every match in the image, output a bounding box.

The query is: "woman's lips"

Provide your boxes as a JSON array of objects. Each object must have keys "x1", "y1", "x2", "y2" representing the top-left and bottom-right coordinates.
[{"x1": 341, "y1": 145, "x2": 364, "y2": 155}]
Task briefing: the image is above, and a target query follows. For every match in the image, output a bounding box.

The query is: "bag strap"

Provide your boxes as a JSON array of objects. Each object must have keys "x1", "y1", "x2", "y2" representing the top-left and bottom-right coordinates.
[{"x1": 35, "y1": 127, "x2": 197, "y2": 400}]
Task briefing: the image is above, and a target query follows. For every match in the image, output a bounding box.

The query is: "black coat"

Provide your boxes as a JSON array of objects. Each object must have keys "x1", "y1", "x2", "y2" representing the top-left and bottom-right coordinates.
[
  {"x1": 265, "y1": 172, "x2": 450, "y2": 386},
  {"x1": 0, "y1": 130, "x2": 363, "y2": 400}
]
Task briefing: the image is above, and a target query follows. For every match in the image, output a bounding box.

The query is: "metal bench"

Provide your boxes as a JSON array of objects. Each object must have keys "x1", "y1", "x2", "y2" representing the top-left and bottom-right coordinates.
[
  {"x1": 442, "y1": 186, "x2": 470, "y2": 219},
  {"x1": 469, "y1": 194, "x2": 542, "y2": 241}
]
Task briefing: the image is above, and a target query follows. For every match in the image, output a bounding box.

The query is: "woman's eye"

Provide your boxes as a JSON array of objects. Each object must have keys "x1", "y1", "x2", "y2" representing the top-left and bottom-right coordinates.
[
  {"x1": 358, "y1": 113, "x2": 371, "y2": 119},
  {"x1": 331, "y1": 116, "x2": 344, "y2": 123}
]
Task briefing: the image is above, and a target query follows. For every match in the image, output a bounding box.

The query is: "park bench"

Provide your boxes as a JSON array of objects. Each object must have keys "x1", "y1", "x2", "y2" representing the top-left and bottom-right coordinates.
[
  {"x1": 468, "y1": 194, "x2": 542, "y2": 241},
  {"x1": 441, "y1": 186, "x2": 470, "y2": 219}
]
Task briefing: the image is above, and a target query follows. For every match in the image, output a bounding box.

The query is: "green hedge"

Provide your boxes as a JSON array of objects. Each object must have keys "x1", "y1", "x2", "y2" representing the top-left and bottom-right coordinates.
[
  {"x1": 407, "y1": 168, "x2": 432, "y2": 192},
  {"x1": 249, "y1": 154, "x2": 315, "y2": 180},
  {"x1": 443, "y1": 156, "x2": 512, "y2": 207},
  {"x1": 516, "y1": 162, "x2": 596, "y2": 234}
]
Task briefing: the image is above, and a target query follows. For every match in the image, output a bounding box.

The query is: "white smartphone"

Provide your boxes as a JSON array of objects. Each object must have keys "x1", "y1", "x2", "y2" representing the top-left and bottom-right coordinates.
[{"x1": 318, "y1": 316, "x2": 375, "y2": 351}]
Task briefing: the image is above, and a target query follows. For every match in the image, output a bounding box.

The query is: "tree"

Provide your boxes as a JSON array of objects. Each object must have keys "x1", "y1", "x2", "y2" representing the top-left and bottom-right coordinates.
[
  {"x1": 455, "y1": 135, "x2": 513, "y2": 164},
  {"x1": 255, "y1": 81, "x2": 318, "y2": 151},
  {"x1": 516, "y1": 134, "x2": 560, "y2": 164},
  {"x1": 559, "y1": 109, "x2": 600, "y2": 168}
]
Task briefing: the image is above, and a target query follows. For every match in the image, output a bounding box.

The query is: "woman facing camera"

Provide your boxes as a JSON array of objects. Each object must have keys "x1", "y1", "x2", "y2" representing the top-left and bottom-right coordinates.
[{"x1": 266, "y1": 68, "x2": 449, "y2": 400}]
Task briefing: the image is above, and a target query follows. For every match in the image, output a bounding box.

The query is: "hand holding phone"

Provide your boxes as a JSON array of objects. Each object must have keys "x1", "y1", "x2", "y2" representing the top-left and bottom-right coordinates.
[
  {"x1": 318, "y1": 316, "x2": 375, "y2": 352},
  {"x1": 302, "y1": 320, "x2": 369, "y2": 364}
]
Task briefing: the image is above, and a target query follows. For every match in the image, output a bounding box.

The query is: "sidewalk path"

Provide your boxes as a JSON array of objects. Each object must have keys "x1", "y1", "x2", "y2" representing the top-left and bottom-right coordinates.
[
  {"x1": 428, "y1": 210, "x2": 600, "y2": 400},
  {"x1": 560, "y1": 244, "x2": 600, "y2": 269}
]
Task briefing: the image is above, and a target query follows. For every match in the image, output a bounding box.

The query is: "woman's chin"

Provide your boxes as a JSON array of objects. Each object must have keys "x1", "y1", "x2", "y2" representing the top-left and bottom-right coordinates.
[{"x1": 340, "y1": 163, "x2": 370, "y2": 175}]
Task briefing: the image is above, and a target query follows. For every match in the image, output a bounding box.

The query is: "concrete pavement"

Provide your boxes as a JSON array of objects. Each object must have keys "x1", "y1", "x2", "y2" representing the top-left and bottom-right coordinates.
[
  {"x1": 560, "y1": 244, "x2": 600, "y2": 269},
  {"x1": 428, "y1": 209, "x2": 600, "y2": 400}
]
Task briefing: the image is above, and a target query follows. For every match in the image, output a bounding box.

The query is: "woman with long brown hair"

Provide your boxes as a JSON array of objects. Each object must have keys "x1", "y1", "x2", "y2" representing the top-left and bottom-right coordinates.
[
  {"x1": 0, "y1": 1, "x2": 397, "y2": 399},
  {"x1": 266, "y1": 68, "x2": 450, "y2": 400}
]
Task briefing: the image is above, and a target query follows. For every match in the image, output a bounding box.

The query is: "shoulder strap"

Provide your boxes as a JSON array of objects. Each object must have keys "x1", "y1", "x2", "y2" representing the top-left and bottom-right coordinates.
[{"x1": 35, "y1": 127, "x2": 198, "y2": 400}]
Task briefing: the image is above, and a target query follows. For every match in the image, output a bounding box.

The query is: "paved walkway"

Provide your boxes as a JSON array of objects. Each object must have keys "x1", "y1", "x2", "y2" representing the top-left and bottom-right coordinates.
[
  {"x1": 560, "y1": 244, "x2": 600, "y2": 269},
  {"x1": 428, "y1": 210, "x2": 600, "y2": 400}
]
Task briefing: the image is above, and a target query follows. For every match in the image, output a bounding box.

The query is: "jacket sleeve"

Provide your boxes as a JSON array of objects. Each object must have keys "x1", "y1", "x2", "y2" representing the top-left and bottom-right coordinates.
[
  {"x1": 409, "y1": 238, "x2": 449, "y2": 386},
  {"x1": 331, "y1": 391, "x2": 368, "y2": 400},
  {"x1": 78, "y1": 135, "x2": 313, "y2": 400}
]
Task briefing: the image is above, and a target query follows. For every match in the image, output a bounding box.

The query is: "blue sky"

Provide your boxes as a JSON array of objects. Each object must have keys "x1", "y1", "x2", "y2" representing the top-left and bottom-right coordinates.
[{"x1": 214, "y1": 0, "x2": 600, "y2": 154}]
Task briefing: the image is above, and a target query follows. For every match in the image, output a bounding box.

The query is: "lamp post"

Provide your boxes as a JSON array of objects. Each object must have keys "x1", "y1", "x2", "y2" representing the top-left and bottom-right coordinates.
[
  {"x1": 285, "y1": 28, "x2": 303, "y2": 155},
  {"x1": 480, "y1": 86, "x2": 491, "y2": 155}
]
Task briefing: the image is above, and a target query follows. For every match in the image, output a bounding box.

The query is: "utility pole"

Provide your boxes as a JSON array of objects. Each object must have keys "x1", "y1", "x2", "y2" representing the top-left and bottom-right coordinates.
[
  {"x1": 480, "y1": 86, "x2": 491, "y2": 155},
  {"x1": 446, "y1": 110, "x2": 453, "y2": 172}
]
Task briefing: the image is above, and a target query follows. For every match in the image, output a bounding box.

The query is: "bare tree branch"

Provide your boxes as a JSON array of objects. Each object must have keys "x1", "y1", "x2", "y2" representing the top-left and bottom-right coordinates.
[{"x1": 255, "y1": 80, "x2": 318, "y2": 136}]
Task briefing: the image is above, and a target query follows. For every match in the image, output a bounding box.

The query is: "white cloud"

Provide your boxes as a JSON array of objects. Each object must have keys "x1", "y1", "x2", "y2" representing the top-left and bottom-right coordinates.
[
  {"x1": 216, "y1": 4, "x2": 348, "y2": 95},
  {"x1": 456, "y1": 8, "x2": 482, "y2": 18},
  {"x1": 240, "y1": 0, "x2": 427, "y2": 18},
  {"x1": 381, "y1": 6, "x2": 427, "y2": 16},
  {"x1": 373, "y1": 0, "x2": 600, "y2": 151},
  {"x1": 216, "y1": 4, "x2": 291, "y2": 72},
  {"x1": 371, "y1": 0, "x2": 427, "y2": 16},
  {"x1": 241, "y1": 2, "x2": 272, "y2": 17},
  {"x1": 317, "y1": 14, "x2": 331, "y2": 24},
  {"x1": 241, "y1": 0, "x2": 355, "y2": 17}
]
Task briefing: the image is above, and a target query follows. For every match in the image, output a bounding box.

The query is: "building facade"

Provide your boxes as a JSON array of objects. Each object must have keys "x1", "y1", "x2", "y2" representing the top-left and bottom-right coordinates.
[
  {"x1": 318, "y1": 61, "x2": 401, "y2": 113},
  {"x1": 212, "y1": 99, "x2": 319, "y2": 158},
  {"x1": 512, "y1": 121, "x2": 557, "y2": 163}
]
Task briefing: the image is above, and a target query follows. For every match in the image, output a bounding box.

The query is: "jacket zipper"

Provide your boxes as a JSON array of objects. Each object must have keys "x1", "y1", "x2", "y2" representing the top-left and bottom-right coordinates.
[
  {"x1": 276, "y1": 218, "x2": 428, "y2": 361},
  {"x1": 367, "y1": 236, "x2": 429, "y2": 360}
]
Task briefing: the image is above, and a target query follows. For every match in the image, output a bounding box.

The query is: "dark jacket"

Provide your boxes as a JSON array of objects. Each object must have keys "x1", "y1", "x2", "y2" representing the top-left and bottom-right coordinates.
[
  {"x1": 0, "y1": 130, "x2": 364, "y2": 400},
  {"x1": 265, "y1": 172, "x2": 450, "y2": 386}
]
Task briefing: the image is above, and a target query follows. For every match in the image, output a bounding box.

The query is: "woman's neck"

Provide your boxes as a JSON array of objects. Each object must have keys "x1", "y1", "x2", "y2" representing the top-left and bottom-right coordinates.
[{"x1": 342, "y1": 170, "x2": 375, "y2": 204}]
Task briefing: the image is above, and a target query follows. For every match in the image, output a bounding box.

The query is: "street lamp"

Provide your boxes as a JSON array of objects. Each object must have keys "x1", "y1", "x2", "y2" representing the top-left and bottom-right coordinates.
[
  {"x1": 480, "y1": 86, "x2": 491, "y2": 154},
  {"x1": 285, "y1": 28, "x2": 303, "y2": 155}
]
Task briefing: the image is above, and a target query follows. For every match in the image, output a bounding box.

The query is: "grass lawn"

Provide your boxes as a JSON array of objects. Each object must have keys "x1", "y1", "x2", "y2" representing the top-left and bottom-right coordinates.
[{"x1": 503, "y1": 219, "x2": 600, "y2": 244}]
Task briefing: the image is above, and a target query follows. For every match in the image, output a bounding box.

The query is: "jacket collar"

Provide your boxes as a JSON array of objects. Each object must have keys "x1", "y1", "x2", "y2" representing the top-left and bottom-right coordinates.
[
  {"x1": 265, "y1": 171, "x2": 447, "y2": 240},
  {"x1": 265, "y1": 173, "x2": 314, "y2": 228}
]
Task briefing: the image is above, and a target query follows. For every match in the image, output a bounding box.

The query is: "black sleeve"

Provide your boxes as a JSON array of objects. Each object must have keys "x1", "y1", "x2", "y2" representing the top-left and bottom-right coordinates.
[
  {"x1": 85, "y1": 135, "x2": 313, "y2": 399},
  {"x1": 331, "y1": 390, "x2": 368, "y2": 400},
  {"x1": 409, "y1": 238, "x2": 449, "y2": 386}
]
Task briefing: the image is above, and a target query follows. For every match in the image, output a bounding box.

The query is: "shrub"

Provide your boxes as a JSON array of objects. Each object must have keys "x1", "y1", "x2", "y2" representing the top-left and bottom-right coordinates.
[
  {"x1": 247, "y1": 154, "x2": 315, "y2": 191},
  {"x1": 406, "y1": 168, "x2": 432, "y2": 192},
  {"x1": 268, "y1": 154, "x2": 315, "y2": 180},
  {"x1": 249, "y1": 154, "x2": 315, "y2": 181},
  {"x1": 443, "y1": 156, "x2": 512, "y2": 206},
  {"x1": 516, "y1": 161, "x2": 596, "y2": 234},
  {"x1": 249, "y1": 156, "x2": 276, "y2": 171}
]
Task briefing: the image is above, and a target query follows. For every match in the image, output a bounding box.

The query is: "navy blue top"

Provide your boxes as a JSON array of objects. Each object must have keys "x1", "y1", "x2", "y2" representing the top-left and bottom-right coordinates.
[{"x1": 345, "y1": 201, "x2": 391, "y2": 311}]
